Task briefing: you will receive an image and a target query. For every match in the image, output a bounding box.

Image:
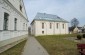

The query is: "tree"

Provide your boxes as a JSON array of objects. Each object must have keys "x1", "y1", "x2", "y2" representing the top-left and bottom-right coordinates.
[{"x1": 71, "y1": 18, "x2": 79, "y2": 27}]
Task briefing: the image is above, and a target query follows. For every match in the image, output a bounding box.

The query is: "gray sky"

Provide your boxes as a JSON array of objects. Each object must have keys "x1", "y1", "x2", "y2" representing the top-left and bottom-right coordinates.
[{"x1": 23, "y1": 0, "x2": 85, "y2": 26}]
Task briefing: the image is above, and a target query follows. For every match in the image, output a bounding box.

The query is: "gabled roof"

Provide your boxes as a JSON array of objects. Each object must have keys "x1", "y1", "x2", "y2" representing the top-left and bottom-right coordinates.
[
  {"x1": 33, "y1": 13, "x2": 69, "y2": 23},
  {"x1": 82, "y1": 25, "x2": 85, "y2": 29},
  {"x1": 69, "y1": 27, "x2": 82, "y2": 31}
]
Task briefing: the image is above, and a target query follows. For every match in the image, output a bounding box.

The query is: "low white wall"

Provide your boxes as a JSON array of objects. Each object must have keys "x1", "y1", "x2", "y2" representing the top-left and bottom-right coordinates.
[
  {"x1": 0, "y1": 31, "x2": 28, "y2": 41},
  {"x1": 0, "y1": 34, "x2": 28, "y2": 48}
]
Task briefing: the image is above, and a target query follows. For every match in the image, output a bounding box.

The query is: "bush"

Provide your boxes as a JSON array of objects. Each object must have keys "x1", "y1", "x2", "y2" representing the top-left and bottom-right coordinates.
[
  {"x1": 83, "y1": 34, "x2": 85, "y2": 38},
  {"x1": 77, "y1": 35, "x2": 82, "y2": 40}
]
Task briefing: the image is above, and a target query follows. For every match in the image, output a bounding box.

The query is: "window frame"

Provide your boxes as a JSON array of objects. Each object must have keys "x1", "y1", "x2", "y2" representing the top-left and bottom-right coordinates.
[
  {"x1": 42, "y1": 23, "x2": 44, "y2": 29},
  {"x1": 50, "y1": 23, "x2": 52, "y2": 29},
  {"x1": 14, "y1": 18, "x2": 17, "y2": 31},
  {"x1": 20, "y1": 5, "x2": 22, "y2": 12},
  {"x1": 3, "y1": 12, "x2": 9, "y2": 30},
  {"x1": 62, "y1": 24, "x2": 64, "y2": 29},
  {"x1": 42, "y1": 31, "x2": 44, "y2": 34},
  {"x1": 56, "y1": 23, "x2": 59, "y2": 29}
]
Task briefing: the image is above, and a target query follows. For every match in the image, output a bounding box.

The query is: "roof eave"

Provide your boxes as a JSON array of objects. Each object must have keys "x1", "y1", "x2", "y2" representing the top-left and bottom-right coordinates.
[{"x1": 34, "y1": 19, "x2": 69, "y2": 23}]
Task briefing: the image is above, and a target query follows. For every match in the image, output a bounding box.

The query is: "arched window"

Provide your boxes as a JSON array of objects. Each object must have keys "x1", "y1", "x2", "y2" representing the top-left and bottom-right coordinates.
[
  {"x1": 56, "y1": 23, "x2": 59, "y2": 29},
  {"x1": 42, "y1": 23, "x2": 44, "y2": 29},
  {"x1": 14, "y1": 18, "x2": 17, "y2": 30},
  {"x1": 3, "y1": 12, "x2": 9, "y2": 30},
  {"x1": 23, "y1": 23, "x2": 25, "y2": 30},
  {"x1": 62, "y1": 24, "x2": 64, "y2": 29},
  {"x1": 26, "y1": 24, "x2": 27, "y2": 30},
  {"x1": 50, "y1": 23, "x2": 52, "y2": 29}
]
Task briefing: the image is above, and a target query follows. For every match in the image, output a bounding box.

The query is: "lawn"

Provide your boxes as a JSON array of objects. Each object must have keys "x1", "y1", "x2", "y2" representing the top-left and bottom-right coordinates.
[
  {"x1": 0, "y1": 40, "x2": 27, "y2": 55},
  {"x1": 36, "y1": 34, "x2": 79, "y2": 55}
]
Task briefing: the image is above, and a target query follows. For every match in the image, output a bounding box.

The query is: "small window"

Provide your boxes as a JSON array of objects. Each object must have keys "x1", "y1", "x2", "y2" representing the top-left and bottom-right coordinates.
[
  {"x1": 3, "y1": 12, "x2": 9, "y2": 30},
  {"x1": 42, "y1": 23, "x2": 44, "y2": 29},
  {"x1": 50, "y1": 23, "x2": 52, "y2": 29},
  {"x1": 42, "y1": 31, "x2": 44, "y2": 34},
  {"x1": 20, "y1": 5, "x2": 22, "y2": 12},
  {"x1": 62, "y1": 24, "x2": 64, "y2": 29},
  {"x1": 56, "y1": 23, "x2": 59, "y2": 29}
]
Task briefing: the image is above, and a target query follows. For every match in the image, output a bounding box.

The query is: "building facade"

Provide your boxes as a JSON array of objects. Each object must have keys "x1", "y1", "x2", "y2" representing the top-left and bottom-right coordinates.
[
  {"x1": 0, "y1": 0, "x2": 28, "y2": 47},
  {"x1": 31, "y1": 13, "x2": 68, "y2": 36}
]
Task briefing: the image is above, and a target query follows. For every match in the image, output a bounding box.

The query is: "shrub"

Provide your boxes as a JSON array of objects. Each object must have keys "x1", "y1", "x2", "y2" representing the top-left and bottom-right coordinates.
[
  {"x1": 77, "y1": 35, "x2": 82, "y2": 40},
  {"x1": 83, "y1": 34, "x2": 85, "y2": 38}
]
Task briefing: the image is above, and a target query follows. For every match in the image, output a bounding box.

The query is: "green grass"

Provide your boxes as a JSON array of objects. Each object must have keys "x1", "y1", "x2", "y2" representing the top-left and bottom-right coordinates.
[
  {"x1": 36, "y1": 34, "x2": 79, "y2": 55},
  {"x1": 0, "y1": 40, "x2": 27, "y2": 55}
]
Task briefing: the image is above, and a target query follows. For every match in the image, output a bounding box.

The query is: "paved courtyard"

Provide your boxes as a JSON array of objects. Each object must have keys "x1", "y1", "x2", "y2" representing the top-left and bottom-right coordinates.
[{"x1": 22, "y1": 36, "x2": 49, "y2": 55}]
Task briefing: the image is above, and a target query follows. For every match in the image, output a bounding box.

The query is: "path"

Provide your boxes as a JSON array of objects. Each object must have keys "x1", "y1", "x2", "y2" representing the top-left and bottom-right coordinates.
[{"x1": 22, "y1": 36, "x2": 49, "y2": 55}]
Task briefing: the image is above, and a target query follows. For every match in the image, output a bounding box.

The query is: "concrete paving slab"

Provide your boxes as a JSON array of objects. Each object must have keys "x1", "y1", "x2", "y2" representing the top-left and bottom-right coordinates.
[{"x1": 22, "y1": 36, "x2": 49, "y2": 55}]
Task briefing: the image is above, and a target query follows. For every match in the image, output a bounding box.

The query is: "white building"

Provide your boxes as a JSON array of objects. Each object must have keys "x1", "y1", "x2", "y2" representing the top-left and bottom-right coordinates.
[
  {"x1": 31, "y1": 13, "x2": 69, "y2": 36},
  {"x1": 0, "y1": 0, "x2": 28, "y2": 48}
]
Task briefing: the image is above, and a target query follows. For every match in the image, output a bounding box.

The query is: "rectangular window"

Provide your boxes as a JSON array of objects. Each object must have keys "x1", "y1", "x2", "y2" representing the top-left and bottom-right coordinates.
[
  {"x1": 23, "y1": 23, "x2": 25, "y2": 30},
  {"x1": 14, "y1": 18, "x2": 17, "y2": 30},
  {"x1": 63, "y1": 24, "x2": 64, "y2": 29},
  {"x1": 26, "y1": 24, "x2": 27, "y2": 30},
  {"x1": 56, "y1": 23, "x2": 59, "y2": 29},
  {"x1": 20, "y1": 5, "x2": 22, "y2": 12},
  {"x1": 42, "y1": 31, "x2": 44, "y2": 34},
  {"x1": 50, "y1": 23, "x2": 52, "y2": 29},
  {"x1": 42, "y1": 23, "x2": 44, "y2": 29},
  {"x1": 3, "y1": 12, "x2": 9, "y2": 30}
]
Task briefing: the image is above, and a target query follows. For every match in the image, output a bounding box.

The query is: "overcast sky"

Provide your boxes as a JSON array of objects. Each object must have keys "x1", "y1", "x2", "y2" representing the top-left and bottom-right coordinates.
[{"x1": 23, "y1": 0, "x2": 85, "y2": 26}]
